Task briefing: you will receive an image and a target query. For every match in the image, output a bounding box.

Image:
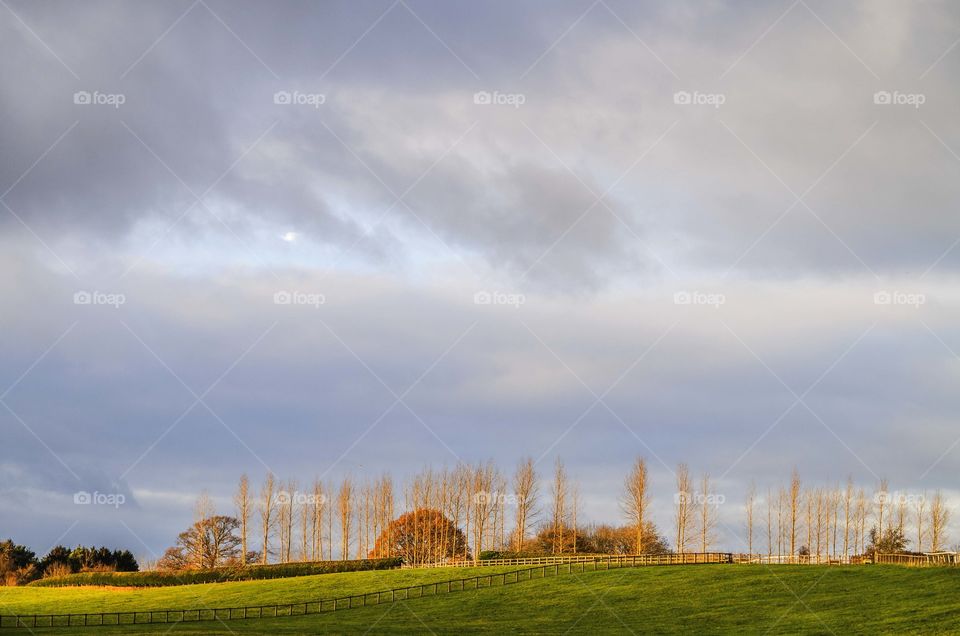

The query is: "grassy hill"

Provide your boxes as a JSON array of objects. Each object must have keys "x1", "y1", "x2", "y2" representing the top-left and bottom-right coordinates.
[{"x1": 2, "y1": 564, "x2": 959, "y2": 633}]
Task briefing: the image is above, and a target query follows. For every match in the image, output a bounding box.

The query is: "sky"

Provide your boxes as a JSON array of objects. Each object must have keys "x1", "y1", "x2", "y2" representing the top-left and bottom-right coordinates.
[{"x1": 3, "y1": 0, "x2": 960, "y2": 559}]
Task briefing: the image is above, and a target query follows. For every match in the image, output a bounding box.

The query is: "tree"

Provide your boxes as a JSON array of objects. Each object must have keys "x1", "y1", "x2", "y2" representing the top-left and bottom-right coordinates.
[
  {"x1": 580, "y1": 523, "x2": 671, "y2": 555},
  {"x1": 929, "y1": 490, "x2": 949, "y2": 552},
  {"x1": 697, "y1": 472, "x2": 717, "y2": 552},
  {"x1": 370, "y1": 509, "x2": 468, "y2": 565},
  {"x1": 765, "y1": 487, "x2": 774, "y2": 557},
  {"x1": 550, "y1": 459, "x2": 569, "y2": 555},
  {"x1": 512, "y1": 457, "x2": 538, "y2": 552},
  {"x1": 234, "y1": 474, "x2": 251, "y2": 565},
  {"x1": 621, "y1": 457, "x2": 650, "y2": 554},
  {"x1": 674, "y1": 464, "x2": 692, "y2": 554},
  {"x1": 258, "y1": 473, "x2": 277, "y2": 565},
  {"x1": 842, "y1": 477, "x2": 853, "y2": 558},
  {"x1": 745, "y1": 481, "x2": 756, "y2": 556},
  {"x1": 158, "y1": 516, "x2": 242, "y2": 570},
  {"x1": 338, "y1": 477, "x2": 354, "y2": 560},
  {"x1": 0, "y1": 540, "x2": 38, "y2": 585},
  {"x1": 789, "y1": 468, "x2": 801, "y2": 557},
  {"x1": 310, "y1": 479, "x2": 326, "y2": 561},
  {"x1": 471, "y1": 462, "x2": 498, "y2": 559},
  {"x1": 866, "y1": 525, "x2": 907, "y2": 556},
  {"x1": 915, "y1": 493, "x2": 927, "y2": 552},
  {"x1": 875, "y1": 478, "x2": 889, "y2": 535}
]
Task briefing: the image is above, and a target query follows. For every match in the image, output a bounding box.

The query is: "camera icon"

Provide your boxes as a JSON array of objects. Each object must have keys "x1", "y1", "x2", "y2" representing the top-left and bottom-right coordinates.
[
  {"x1": 873, "y1": 291, "x2": 891, "y2": 305},
  {"x1": 73, "y1": 491, "x2": 92, "y2": 504},
  {"x1": 74, "y1": 290, "x2": 92, "y2": 305},
  {"x1": 73, "y1": 91, "x2": 91, "y2": 105},
  {"x1": 473, "y1": 91, "x2": 492, "y2": 105},
  {"x1": 473, "y1": 290, "x2": 492, "y2": 305},
  {"x1": 276, "y1": 490, "x2": 291, "y2": 505},
  {"x1": 474, "y1": 491, "x2": 493, "y2": 505},
  {"x1": 274, "y1": 290, "x2": 292, "y2": 305},
  {"x1": 873, "y1": 91, "x2": 892, "y2": 105},
  {"x1": 673, "y1": 91, "x2": 692, "y2": 105},
  {"x1": 273, "y1": 91, "x2": 292, "y2": 105},
  {"x1": 673, "y1": 291, "x2": 691, "y2": 305}
]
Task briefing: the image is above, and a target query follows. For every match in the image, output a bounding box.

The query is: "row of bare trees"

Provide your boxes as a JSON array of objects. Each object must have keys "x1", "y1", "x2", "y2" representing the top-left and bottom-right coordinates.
[
  {"x1": 221, "y1": 461, "x2": 952, "y2": 566},
  {"x1": 229, "y1": 458, "x2": 580, "y2": 564},
  {"x1": 743, "y1": 471, "x2": 952, "y2": 558}
]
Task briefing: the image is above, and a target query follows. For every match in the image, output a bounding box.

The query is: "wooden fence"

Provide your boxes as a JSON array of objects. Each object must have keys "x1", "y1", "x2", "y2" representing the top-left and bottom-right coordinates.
[
  {"x1": 731, "y1": 554, "x2": 858, "y2": 565},
  {"x1": 875, "y1": 552, "x2": 959, "y2": 566},
  {"x1": 405, "y1": 553, "x2": 731, "y2": 569},
  {"x1": 0, "y1": 554, "x2": 732, "y2": 629}
]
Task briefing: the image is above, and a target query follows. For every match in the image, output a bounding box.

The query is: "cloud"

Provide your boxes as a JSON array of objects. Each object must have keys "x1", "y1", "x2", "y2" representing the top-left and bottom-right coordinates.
[{"x1": 4, "y1": 0, "x2": 960, "y2": 553}]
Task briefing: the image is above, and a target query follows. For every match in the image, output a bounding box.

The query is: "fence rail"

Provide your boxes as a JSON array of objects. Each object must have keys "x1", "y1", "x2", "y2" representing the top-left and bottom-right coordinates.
[{"x1": 0, "y1": 554, "x2": 732, "y2": 629}]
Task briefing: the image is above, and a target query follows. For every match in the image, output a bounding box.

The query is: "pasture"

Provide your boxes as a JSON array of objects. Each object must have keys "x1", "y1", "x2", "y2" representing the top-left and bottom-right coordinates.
[{"x1": 2, "y1": 563, "x2": 958, "y2": 633}]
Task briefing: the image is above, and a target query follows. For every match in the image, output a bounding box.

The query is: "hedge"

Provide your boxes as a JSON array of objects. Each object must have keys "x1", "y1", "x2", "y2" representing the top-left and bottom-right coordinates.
[{"x1": 29, "y1": 557, "x2": 402, "y2": 587}]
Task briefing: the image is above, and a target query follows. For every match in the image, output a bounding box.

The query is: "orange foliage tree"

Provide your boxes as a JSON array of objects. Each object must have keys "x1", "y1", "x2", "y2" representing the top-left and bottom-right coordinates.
[{"x1": 368, "y1": 508, "x2": 469, "y2": 565}]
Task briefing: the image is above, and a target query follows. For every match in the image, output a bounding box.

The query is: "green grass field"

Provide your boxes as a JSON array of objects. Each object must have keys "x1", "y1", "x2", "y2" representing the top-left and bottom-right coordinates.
[{"x1": 1, "y1": 564, "x2": 958, "y2": 634}]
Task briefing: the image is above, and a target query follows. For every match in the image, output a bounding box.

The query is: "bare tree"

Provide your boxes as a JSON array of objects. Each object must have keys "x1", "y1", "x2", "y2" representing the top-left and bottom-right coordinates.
[
  {"x1": 471, "y1": 462, "x2": 498, "y2": 559},
  {"x1": 765, "y1": 487, "x2": 774, "y2": 557},
  {"x1": 842, "y1": 477, "x2": 853, "y2": 558},
  {"x1": 697, "y1": 472, "x2": 716, "y2": 552},
  {"x1": 551, "y1": 459, "x2": 569, "y2": 555},
  {"x1": 894, "y1": 493, "x2": 908, "y2": 539},
  {"x1": 777, "y1": 487, "x2": 786, "y2": 558},
  {"x1": 513, "y1": 457, "x2": 538, "y2": 552},
  {"x1": 193, "y1": 491, "x2": 214, "y2": 569},
  {"x1": 674, "y1": 464, "x2": 692, "y2": 554},
  {"x1": 338, "y1": 478, "x2": 354, "y2": 560},
  {"x1": 745, "y1": 481, "x2": 756, "y2": 556},
  {"x1": 814, "y1": 489, "x2": 825, "y2": 560},
  {"x1": 234, "y1": 474, "x2": 251, "y2": 565},
  {"x1": 788, "y1": 468, "x2": 801, "y2": 557},
  {"x1": 258, "y1": 473, "x2": 276, "y2": 565},
  {"x1": 855, "y1": 488, "x2": 867, "y2": 555},
  {"x1": 830, "y1": 486, "x2": 840, "y2": 559},
  {"x1": 875, "y1": 478, "x2": 889, "y2": 535},
  {"x1": 915, "y1": 493, "x2": 927, "y2": 552},
  {"x1": 930, "y1": 490, "x2": 949, "y2": 552},
  {"x1": 278, "y1": 479, "x2": 296, "y2": 563},
  {"x1": 310, "y1": 479, "x2": 325, "y2": 561},
  {"x1": 621, "y1": 457, "x2": 650, "y2": 554},
  {"x1": 571, "y1": 484, "x2": 580, "y2": 554},
  {"x1": 299, "y1": 489, "x2": 310, "y2": 561}
]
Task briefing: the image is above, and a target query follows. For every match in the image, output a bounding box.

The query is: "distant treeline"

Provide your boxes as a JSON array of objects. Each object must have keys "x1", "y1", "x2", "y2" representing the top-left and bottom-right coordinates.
[{"x1": 0, "y1": 539, "x2": 138, "y2": 586}]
